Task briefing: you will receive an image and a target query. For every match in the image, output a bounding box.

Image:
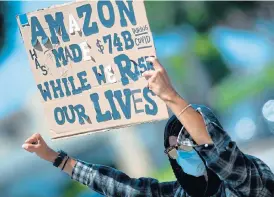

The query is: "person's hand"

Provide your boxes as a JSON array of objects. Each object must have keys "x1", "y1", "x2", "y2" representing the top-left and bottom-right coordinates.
[
  {"x1": 22, "y1": 133, "x2": 57, "y2": 163},
  {"x1": 143, "y1": 57, "x2": 177, "y2": 102}
]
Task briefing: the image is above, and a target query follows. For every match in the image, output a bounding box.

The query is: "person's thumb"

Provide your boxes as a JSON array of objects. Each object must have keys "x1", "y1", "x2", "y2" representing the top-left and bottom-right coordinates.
[{"x1": 22, "y1": 143, "x2": 38, "y2": 153}]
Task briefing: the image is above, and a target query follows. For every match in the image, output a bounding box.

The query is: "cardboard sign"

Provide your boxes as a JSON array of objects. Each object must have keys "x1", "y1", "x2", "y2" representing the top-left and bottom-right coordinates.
[{"x1": 17, "y1": 0, "x2": 169, "y2": 139}]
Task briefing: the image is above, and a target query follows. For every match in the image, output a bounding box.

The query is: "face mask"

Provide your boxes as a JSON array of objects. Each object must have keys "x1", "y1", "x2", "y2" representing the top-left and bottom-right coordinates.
[{"x1": 176, "y1": 149, "x2": 206, "y2": 177}]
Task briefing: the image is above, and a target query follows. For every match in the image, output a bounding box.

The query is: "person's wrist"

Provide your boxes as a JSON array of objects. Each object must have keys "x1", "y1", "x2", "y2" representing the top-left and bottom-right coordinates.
[
  {"x1": 44, "y1": 148, "x2": 58, "y2": 163},
  {"x1": 160, "y1": 88, "x2": 178, "y2": 103}
]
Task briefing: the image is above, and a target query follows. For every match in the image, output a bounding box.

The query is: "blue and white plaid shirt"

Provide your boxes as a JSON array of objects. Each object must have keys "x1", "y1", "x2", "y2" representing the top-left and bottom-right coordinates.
[{"x1": 71, "y1": 105, "x2": 274, "y2": 197}]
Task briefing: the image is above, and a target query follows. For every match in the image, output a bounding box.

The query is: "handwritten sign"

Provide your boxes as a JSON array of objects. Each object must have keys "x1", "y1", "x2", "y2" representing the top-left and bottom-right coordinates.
[{"x1": 17, "y1": 0, "x2": 168, "y2": 139}]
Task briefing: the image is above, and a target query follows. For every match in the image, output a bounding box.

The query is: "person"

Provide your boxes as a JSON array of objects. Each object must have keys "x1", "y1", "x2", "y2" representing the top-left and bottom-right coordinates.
[{"x1": 22, "y1": 58, "x2": 274, "y2": 197}]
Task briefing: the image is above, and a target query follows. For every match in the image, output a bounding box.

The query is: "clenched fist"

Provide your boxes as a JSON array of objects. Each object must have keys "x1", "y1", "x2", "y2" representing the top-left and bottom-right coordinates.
[{"x1": 22, "y1": 133, "x2": 57, "y2": 162}]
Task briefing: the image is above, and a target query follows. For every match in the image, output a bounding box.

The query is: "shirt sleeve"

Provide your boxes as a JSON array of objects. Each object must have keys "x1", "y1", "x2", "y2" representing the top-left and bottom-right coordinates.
[
  {"x1": 193, "y1": 105, "x2": 263, "y2": 193},
  {"x1": 71, "y1": 160, "x2": 178, "y2": 197}
]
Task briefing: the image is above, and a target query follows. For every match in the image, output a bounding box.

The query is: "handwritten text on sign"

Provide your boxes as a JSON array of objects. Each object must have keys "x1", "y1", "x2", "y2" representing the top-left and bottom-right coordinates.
[{"x1": 17, "y1": 0, "x2": 168, "y2": 139}]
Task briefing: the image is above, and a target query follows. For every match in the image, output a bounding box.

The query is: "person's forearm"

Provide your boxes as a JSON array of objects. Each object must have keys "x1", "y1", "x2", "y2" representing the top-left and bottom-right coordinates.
[
  {"x1": 164, "y1": 91, "x2": 213, "y2": 145},
  {"x1": 45, "y1": 149, "x2": 76, "y2": 176},
  {"x1": 46, "y1": 151, "x2": 171, "y2": 197}
]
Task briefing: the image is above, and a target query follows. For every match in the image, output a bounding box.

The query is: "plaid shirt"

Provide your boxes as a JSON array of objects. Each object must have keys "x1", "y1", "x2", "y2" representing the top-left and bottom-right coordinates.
[{"x1": 71, "y1": 105, "x2": 274, "y2": 197}]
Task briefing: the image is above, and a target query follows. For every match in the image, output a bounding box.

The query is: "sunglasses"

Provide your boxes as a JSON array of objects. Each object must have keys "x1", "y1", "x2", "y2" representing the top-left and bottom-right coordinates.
[{"x1": 164, "y1": 144, "x2": 193, "y2": 159}]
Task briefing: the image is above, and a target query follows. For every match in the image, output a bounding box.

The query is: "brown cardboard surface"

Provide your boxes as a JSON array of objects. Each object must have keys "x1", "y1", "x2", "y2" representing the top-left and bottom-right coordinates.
[{"x1": 17, "y1": 0, "x2": 169, "y2": 139}]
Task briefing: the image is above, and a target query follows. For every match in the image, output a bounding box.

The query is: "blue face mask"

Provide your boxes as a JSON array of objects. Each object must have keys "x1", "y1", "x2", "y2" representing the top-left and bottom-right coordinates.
[{"x1": 176, "y1": 149, "x2": 206, "y2": 177}]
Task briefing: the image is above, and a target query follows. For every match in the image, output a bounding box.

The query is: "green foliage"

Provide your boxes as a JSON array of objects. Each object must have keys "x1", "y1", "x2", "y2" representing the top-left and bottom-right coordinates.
[
  {"x1": 211, "y1": 64, "x2": 274, "y2": 111},
  {"x1": 168, "y1": 55, "x2": 187, "y2": 81},
  {"x1": 61, "y1": 181, "x2": 88, "y2": 197},
  {"x1": 194, "y1": 34, "x2": 231, "y2": 85},
  {"x1": 194, "y1": 34, "x2": 219, "y2": 59},
  {"x1": 145, "y1": 1, "x2": 257, "y2": 33},
  {"x1": 144, "y1": 1, "x2": 177, "y2": 33},
  {"x1": 152, "y1": 165, "x2": 176, "y2": 182}
]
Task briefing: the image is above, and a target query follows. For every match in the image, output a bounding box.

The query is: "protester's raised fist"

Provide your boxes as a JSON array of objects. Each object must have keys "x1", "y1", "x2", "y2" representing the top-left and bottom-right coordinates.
[
  {"x1": 143, "y1": 57, "x2": 177, "y2": 102},
  {"x1": 22, "y1": 133, "x2": 57, "y2": 162}
]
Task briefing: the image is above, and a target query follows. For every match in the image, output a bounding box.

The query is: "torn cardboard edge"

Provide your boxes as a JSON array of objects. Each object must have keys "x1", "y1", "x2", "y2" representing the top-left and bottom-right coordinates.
[{"x1": 50, "y1": 116, "x2": 169, "y2": 141}]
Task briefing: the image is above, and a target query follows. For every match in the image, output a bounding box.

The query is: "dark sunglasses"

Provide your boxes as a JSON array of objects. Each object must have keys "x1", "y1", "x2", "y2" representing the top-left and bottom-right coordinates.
[{"x1": 164, "y1": 144, "x2": 193, "y2": 159}]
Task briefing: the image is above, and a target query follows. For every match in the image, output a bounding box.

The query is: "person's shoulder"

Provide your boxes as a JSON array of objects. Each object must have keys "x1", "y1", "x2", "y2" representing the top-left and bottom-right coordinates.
[
  {"x1": 246, "y1": 154, "x2": 274, "y2": 177},
  {"x1": 190, "y1": 104, "x2": 214, "y2": 115},
  {"x1": 245, "y1": 154, "x2": 274, "y2": 193},
  {"x1": 190, "y1": 104, "x2": 221, "y2": 126},
  {"x1": 191, "y1": 104, "x2": 217, "y2": 112}
]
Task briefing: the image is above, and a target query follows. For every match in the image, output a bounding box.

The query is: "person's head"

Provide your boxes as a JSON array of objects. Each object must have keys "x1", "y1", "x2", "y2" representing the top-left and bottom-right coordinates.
[{"x1": 164, "y1": 115, "x2": 221, "y2": 197}]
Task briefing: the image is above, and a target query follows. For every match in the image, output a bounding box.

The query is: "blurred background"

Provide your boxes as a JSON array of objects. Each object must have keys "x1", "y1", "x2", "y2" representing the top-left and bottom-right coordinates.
[{"x1": 1, "y1": 1, "x2": 274, "y2": 197}]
